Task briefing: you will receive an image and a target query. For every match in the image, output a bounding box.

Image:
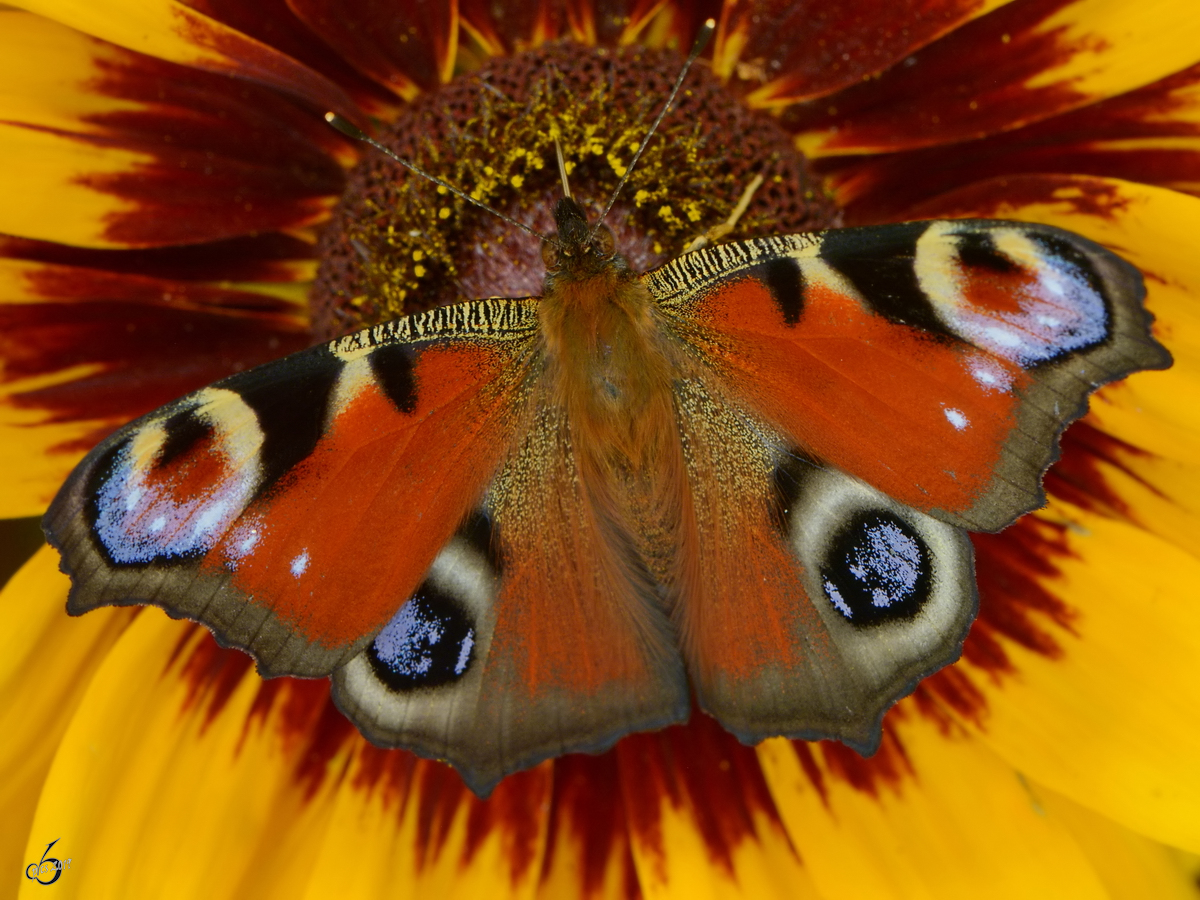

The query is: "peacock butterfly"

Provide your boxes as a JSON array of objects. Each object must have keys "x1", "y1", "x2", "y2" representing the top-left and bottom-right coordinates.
[{"x1": 42, "y1": 27, "x2": 1171, "y2": 796}]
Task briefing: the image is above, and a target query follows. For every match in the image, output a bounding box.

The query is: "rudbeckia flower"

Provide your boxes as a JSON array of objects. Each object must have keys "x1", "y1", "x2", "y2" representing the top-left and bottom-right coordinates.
[{"x1": 3, "y1": 0, "x2": 1200, "y2": 895}]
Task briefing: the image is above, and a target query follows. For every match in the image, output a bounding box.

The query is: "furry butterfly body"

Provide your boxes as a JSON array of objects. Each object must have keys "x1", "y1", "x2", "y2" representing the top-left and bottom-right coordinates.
[{"x1": 45, "y1": 199, "x2": 1169, "y2": 795}]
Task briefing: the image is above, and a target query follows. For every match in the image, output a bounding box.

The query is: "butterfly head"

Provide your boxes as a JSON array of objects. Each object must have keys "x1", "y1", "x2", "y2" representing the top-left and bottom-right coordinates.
[{"x1": 542, "y1": 197, "x2": 624, "y2": 285}]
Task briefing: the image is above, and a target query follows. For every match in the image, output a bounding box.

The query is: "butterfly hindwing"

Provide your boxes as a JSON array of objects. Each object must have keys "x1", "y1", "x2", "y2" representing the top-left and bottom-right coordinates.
[
  {"x1": 45, "y1": 299, "x2": 541, "y2": 677},
  {"x1": 649, "y1": 219, "x2": 1171, "y2": 532},
  {"x1": 670, "y1": 374, "x2": 975, "y2": 752},
  {"x1": 333, "y1": 396, "x2": 690, "y2": 795}
]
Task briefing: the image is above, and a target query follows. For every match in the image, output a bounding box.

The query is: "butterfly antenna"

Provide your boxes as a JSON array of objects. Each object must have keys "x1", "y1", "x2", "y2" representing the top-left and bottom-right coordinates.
[
  {"x1": 325, "y1": 112, "x2": 552, "y2": 243},
  {"x1": 589, "y1": 17, "x2": 717, "y2": 239}
]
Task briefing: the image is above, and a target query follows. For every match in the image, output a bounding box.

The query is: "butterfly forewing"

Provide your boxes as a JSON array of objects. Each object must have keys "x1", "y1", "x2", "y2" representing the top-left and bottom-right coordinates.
[
  {"x1": 45, "y1": 299, "x2": 541, "y2": 677},
  {"x1": 648, "y1": 219, "x2": 1171, "y2": 532}
]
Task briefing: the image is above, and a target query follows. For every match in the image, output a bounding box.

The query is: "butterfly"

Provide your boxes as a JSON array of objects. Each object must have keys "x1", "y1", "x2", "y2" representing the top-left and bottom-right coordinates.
[{"x1": 43, "y1": 182, "x2": 1170, "y2": 795}]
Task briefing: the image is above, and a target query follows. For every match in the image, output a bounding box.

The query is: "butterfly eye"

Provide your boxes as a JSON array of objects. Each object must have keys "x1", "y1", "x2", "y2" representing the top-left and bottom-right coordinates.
[
  {"x1": 541, "y1": 239, "x2": 561, "y2": 270},
  {"x1": 592, "y1": 225, "x2": 616, "y2": 259}
]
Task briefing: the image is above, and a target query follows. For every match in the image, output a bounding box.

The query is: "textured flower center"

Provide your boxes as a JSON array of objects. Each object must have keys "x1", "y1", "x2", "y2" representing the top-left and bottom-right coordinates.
[{"x1": 311, "y1": 42, "x2": 838, "y2": 339}]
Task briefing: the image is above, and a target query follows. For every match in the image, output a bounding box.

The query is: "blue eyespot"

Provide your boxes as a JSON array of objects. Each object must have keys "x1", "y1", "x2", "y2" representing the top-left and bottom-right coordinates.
[
  {"x1": 367, "y1": 588, "x2": 476, "y2": 690},
  {"x1": 821, "y1": 511, "x2": 932, "y2": 625}
]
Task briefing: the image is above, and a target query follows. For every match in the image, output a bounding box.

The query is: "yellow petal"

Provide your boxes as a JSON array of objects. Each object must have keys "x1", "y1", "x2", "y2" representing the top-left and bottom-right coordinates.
[
  {"x1": 0, "y1": 11, "x2": 220, "y2": 247},
  {"x1": 958, "y1": 506, "x2": 1200, "y2": 853},
  {"x1": 626, "y1": 799, "x2": 817, "y2": 900},
  {"x1": 10, "y1": 0, "x2": 356, "y2": 118},
  {"x1": 301, "y1": 754, "x2": 552, "y2": 899},
  {"x1": 1020, "y1": 0, "x2": 1200, "y2": 106},
  {"x1": 758, "y1": 716, "x2": 1110, "y2": 899},
  {"x1": 0, "y1": 546, "x2": 134, "y2": 884},
  {"x1": 0, "y1": 122, "x2": 154, "y2": 249},
  {"x1": 21, "y1": 613, "x2": 347, "y2": 897},
  {"x1": 616, "y1": 728, "x2": 820, "y2": 900},
  {"x1": 0, "y1": 366, "x2": 112, "y2": 520},
  {"x1": 1034, "y1": 783, "x2": 1200, "y2": 900},
  {"x1": 0, "y1": 10, "x2": 146, "y2": 130},
  {"x1": 20, "y1": 603, "x2": 561, "y2": 898}
]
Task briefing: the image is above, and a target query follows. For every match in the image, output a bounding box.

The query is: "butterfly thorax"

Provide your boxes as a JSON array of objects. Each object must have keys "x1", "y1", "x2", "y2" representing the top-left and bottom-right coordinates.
[{"x1": 538, "y1": 198, "x2": 680, "y2": 474}]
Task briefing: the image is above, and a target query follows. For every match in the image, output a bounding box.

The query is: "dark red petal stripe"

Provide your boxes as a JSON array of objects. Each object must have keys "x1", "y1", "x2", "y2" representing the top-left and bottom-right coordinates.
[
  {"x1": 784, "y1": 0, "x2": 1099, "y2": 151},
  {"x1": 616, "y1": 714, "x2": 791, "y2": 878},
  {"x1": 288, "y1": 0, "x2": 458, "y2": 95},
  {"x1": 0, "y1": 233, "x2": 316, "y2": 283},
  {"x1": 458, "y1": 0, "x2": 562, "y2": 53},
  {"x1": 904, "y1": 172, "x2": 1134, "y2": 223},
  {"x1": 1046, "y1": 421, "x2": 1166, "y2": 521},
  {"x1": 721, "y1": 0, "x2": 997, "y2": 103},
  {"x1": 0, "y1": 287, "x2": 308, "y2": 451},
  {"x1": 820, "y1": 63, "x2": 1200, "y2": 223},
  {"x1": 169, "y1": 0, "x2": 361, "y2": 119},
  {"x1": 181, "y1": 0, "x2": 401, "y2": 114},
  {"x1": 809, "y1": 724, "x2": 914, "y2": 798},
  {"x1": 612, "y1": 0, "x2": 724, "y2": 48},
  {"x1": 456, "y1": 0, "x2": 706, "y2": 52},
  {"x1": 542, "y1": 753, "x2": 639, "y2": 899},
  {"x1": 969, "y1": 519, "x2": 1077, "y2": 661},
  {"x1": 63, "y1": 45, "x2": 350, "y2": 246}
]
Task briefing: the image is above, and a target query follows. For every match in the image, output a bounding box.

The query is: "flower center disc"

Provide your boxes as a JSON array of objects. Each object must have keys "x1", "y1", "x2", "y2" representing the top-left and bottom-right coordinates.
[{"x1": 311, "y1": 42, "x2": 838, "y2": 339}]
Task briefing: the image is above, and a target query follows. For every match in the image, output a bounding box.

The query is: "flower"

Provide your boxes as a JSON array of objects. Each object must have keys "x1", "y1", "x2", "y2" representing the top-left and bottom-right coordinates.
[{"x1": 3, "y1": 0, "x2": 1200, "y2": 895}]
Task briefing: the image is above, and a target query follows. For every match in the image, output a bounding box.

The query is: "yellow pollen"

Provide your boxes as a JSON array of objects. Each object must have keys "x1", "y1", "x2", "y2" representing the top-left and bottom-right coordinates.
[
  {"x1": 414, "y1": 264, "x2": 427, "y2": 277},
  {"x1": 511, "y1": 174, "x2": 524, "y2": 188},
  {"x1": 412, "y1": 249, "x2": 424, "y2": 261},
  {"x1": 438, "y1": 207, "x2": 451, "y2": 219}
]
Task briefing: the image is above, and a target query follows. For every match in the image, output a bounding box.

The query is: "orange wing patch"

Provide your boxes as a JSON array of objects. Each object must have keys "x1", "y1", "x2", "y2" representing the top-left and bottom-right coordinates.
[
  {"x1": 685, "y1": 271, "x2": 1028, "y2": 519},
  {"x1": 209, "y1": 342, "x2": 527, "y2": 649}
]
